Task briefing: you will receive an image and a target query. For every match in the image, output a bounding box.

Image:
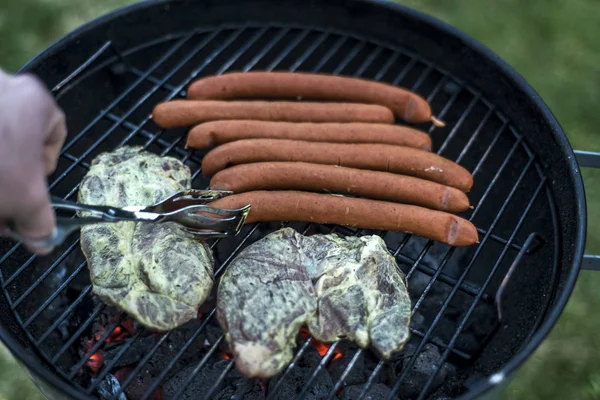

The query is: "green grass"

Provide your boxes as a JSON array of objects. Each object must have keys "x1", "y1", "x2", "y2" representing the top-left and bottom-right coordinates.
[{"x1": 1, "y1": 1, "x2": 599, "y2": 399}]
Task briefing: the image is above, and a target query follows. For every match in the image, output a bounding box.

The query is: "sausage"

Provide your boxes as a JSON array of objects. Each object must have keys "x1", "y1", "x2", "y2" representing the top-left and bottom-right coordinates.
[
  {"x1": 186, "y1": 71, "x2": 445, "y2": 126},
  {"x1": 210, "y1": 162, "x2": 470, "y2": 212},
  {"x1": 208, "y1": 191, "x2": 478, "y2": 247},
  {"x1": 152, "y1": 100, "x2": 395, "y2": 128},
  {"x1": 186, "y1": 120, "x2": 432, "y2": 151},
  {"x1": 200, "y1": 139, "x2": 473, "y2": 192}
]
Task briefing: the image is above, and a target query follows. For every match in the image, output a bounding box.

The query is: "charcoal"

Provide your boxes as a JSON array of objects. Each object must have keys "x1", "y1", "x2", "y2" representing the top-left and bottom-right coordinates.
[
  {"x1": 117, "y1": 367, "x2": 162, "y2": 400},
  {"x1": 95, "y1": 373, "x2": 127, "y2": 400},
  {"x1": 104, "y1": 335, "x2": 155, "y2": 368},
  {"x1": 341, "y1": 383, "x2": 399, "y2": 400},
  {"x1": 298, "y1": 346, "x2": 323, "y2": 369},
  {"x1": 398, "y1": 343, "x2": 450, "y2": 399},
  {"x1": 363, "y1": 351, "x2": 386, "y2": 385},
  {"x1": 206, "y1": 322, "x2": 230, "y2": 352},
  {"x1": 213, "y1": 378, "x2": 265, "y2": 400},
  {"x1": 410, "y1": 312, "x2": 426, "y2": 331},
  {"x1": 269, "y1": 366, "x2": 333, "y2": 400},
  {"x1": 163, "y1": 360, "x2": 232, "y2": 399},
  {"x1": 455, "y1": 301, "x2": 497, "y2": 353},
  {"x1": 328, "y1": 345, "x2": 365, "y2": 386}
]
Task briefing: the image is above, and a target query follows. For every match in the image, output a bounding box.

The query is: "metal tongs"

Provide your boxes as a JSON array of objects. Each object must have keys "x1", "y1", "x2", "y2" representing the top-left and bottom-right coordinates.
[{"x1": 8, "y1": 190, "x2": 251, "y2": 251}]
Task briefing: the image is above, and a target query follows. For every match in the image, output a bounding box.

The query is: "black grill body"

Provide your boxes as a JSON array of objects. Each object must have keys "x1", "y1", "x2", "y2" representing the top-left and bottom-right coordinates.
[{"x1": 0, "y1": 1, "x2": 586, "y2": 399}]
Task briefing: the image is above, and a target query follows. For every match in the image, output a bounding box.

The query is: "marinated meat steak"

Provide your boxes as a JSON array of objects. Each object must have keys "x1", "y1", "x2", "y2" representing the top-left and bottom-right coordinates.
[
  {"x1": 217, "y1": 227, "x2": 411, "y2": 378},
  {"x1": 79, "y1": 146, "x2": 214, "y2": 331},
  {"x1": 216, "y1": 228, "x2": 316, "y2": 378}
]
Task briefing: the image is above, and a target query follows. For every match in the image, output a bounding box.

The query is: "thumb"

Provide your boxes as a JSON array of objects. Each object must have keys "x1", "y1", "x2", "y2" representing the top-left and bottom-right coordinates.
[{"x1": 12, "y1": 184, "x2": 56, "y2": 256}]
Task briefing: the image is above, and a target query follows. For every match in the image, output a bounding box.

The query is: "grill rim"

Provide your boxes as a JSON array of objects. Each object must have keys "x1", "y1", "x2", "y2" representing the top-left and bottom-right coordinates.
[{"x1": 1, "y1": 0, "x2": 587, "y2": 399}]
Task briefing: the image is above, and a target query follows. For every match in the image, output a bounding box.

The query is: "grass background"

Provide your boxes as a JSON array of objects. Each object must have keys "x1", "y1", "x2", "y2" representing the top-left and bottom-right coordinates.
[{"x1": 0, "y1": 0, "x2": 599, "y2": 399}]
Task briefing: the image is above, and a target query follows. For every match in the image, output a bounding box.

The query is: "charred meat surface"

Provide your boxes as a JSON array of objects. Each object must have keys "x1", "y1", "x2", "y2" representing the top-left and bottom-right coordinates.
[
  {"x1": 217, "y1": 227, "x2": 411, "y2": 378},
  {"x1": 78, "y1": 146, "x2": 214, "y2": 331}
]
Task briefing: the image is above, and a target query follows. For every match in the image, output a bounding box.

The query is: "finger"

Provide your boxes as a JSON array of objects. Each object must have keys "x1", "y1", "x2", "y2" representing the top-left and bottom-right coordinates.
[
  {"x1": 12, "y1": 184, "x2": 56, "y2": 256},
  {"x1": 43, "y1": 108, "x2": 67, "y2": 175}
]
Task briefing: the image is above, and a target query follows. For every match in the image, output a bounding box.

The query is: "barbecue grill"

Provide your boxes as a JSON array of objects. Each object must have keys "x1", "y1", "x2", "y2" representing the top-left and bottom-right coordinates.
[{"x1": 0, "y1": 0, "x2": 595, "y2": 399}]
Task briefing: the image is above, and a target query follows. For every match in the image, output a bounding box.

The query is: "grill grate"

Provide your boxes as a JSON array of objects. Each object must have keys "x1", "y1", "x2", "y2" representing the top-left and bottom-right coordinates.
[{"x1": 0, "y1": 23, "x2": 556, "y2": 400}]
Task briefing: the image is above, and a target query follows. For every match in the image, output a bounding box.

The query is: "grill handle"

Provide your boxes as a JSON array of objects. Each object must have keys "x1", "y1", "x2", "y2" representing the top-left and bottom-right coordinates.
[{"x1": 575, "y1": 150, "x2": 600, "y2": 270}]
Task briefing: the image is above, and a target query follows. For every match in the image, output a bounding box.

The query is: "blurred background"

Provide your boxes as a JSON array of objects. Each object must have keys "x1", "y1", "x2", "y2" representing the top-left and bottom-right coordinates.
[{"x1": 0, "y1": 0, "x2": 598, "y2": 399}]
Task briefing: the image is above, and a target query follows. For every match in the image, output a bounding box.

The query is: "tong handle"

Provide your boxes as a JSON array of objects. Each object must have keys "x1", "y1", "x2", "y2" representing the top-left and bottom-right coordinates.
[{"x1": 51, "y1": 196, "x2": 135, "y2": 221}]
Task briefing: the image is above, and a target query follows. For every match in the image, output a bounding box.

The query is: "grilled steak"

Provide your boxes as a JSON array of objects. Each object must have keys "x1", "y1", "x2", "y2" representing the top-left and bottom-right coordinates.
[
  {"x1": 78, "y1": 146, "x2": 214, "y2": 331},
  {"x1": 217, "y1": 227, "x2": 411, "y2": 378}
]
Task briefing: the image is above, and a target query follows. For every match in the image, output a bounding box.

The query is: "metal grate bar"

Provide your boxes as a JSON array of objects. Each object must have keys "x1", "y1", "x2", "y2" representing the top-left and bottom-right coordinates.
[
  {"x1": 51, "y1": 302, "x2": 105, "y2": 363},
  {"x1": 427, "y1": 83, "x2": 462, "y2": 135},
  {"x1": 136, "y1": 309, "x2": 218, "y2": 399},
  {"x1": 0, "y1": 32, "x2": 206, "y2": 261},
  {"x1": 110, "y1": 331, "x2": 173, "y2": 400},
  {"x1": 169, "y1": 334, "x2": 225, "y2": 400},
  {"x1": 411, "y1": 64, "x2": 434, "y2": 93},
  {"x1": 472, "y1": 121, "x2": 508, "y2": 176},
  {"x1": 26, "y1": 260, "x2": 87, "y2": 332},
  {"x1": 311, "y1": 35, "x2": 348, "y2": 72},
  {"x1": 51, "y1": 41, "x2": 114, "y2": 94},
  {"x1": 410, "y1": 328, "x2": 472, "y2": 359},
  {"x1": 203, "y1": 361, "x2": 235, "y2": 400},
  {"x1": 409, "y1": 138, "x2": 523, "y2": 311},
  {"x1": 243, "y1": 27, "x2": 292, "y2": 71},
  {"x1": 392, "y1": 57, "x2": 418, "y2": 86},
  {"x1": 216, "y1": 27, "x2": 270, "y2": 74},
  {"x1": 267, "y1": 337, "x2": 316, "y2": 400},
  {"x1": 417, "y1": 176, "x2": 547, "y2": 399},
  {"x1": 3, "y1": 254, "x2": 38, "y2": 290},
  {"x1": 104, "y1": 112, "x2": 197, "y2": 161},
  {"x1": 297, "y1": 342, "x2": 342, "y2": 399},
  {"x1": 68, "y1": 314, "x2": 127, "y2": 379},
  {"x1": 437, "y1": 95, "x2": 481, "y2": 156},
  {"x1": 455, "y1": 107, "x2": 495, "y2": 163},
  {"x1": 326, "y1": 348, "x2": 364, "y2": 400},
  {"x1": 57, "y1": 34, "x2": 191, "y2": 158},
  {"x1": 398, "y1": 256, "x2": 488, "y2": 300},
  {"x1": 10, "y1": 241, "x2": 80, "y2": 309},
  {"x1": 33, "y1": 284, "x2": 92, "y2": 343},
  {"x1": 289, "y1": 31, "x2": 329, "y2": 72},
  {"x1": 266, "y1": 29, "x2": 311, "y2": 70},
  {"x1": 354, "y1": 46, "x2": 383, "y2": 77},
  {"x1": 389, "y1": 156, "x2": 536, "y2": 399},
  {"x1": 426, "y1": 75, "x2": 449, "y2": 104},
  {"x1": 358, "y1": 359, "x2": 386, "y2": 400},
  {"x1": 374, "y1": 51, "x2": 400, "y2": 81},
  {"x1": 129, "y1": 66, "x2": 179, "y2": 93},
  {"x1": 332, "y1": 40, "x2": 366, "y2": 75},
  {"x1": 86, "y1": 327, "x2": 146, "y2": 394},
  {"x1": 58, "y1": 29, "x2": 236, "y2": 203}
]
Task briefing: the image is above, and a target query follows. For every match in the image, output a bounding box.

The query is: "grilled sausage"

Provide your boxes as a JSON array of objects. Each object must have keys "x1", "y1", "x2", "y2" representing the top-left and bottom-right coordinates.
[
  {"x1": 186, "y1": 120, "x2": 432, "y2": 151},
  {"x1": 186, "y1": 71, "x2": 444, "y2": 126},
  {"x1": 208, "y1": 191, "x2": 478, "y2": 247},
  {"x1": 201, "y1": 139, "x2": 473, "y2": 192},
  {"x1": 210, "y1": 162, "x2": 470, "y2": 212},
  {"x1": 152, "y1": 100, "x2": 395, "y2": 128}
]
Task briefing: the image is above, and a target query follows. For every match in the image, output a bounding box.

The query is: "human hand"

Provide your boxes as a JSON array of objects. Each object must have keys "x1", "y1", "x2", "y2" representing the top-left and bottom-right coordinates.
[{"x1": 0, "y1": 69, "x2": 67, "y2": 255}]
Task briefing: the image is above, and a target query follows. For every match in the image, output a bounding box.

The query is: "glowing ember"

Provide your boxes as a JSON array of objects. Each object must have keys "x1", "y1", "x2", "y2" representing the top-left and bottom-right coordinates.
[
  {"x1": 82, "y1": 316, "x2": 136, "y2": 376},
  {"x1": 87, "y1": 351, "x2": 104, "y2": 375},
  {"x1": 298, "y1": 328, "x2": 343, "y2": 361},
  {"x1": 221, "y1": 350, "x2": 233, "y2": 360}
]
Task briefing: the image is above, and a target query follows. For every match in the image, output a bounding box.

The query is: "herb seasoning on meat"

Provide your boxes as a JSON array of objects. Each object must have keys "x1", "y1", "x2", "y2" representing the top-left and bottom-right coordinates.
[
  {"x1": 78, "y1": 146, "x2": 214, "y2": 331},
  {"x1": 217, "y1": 227, "x2": 411, "y2": 378}
]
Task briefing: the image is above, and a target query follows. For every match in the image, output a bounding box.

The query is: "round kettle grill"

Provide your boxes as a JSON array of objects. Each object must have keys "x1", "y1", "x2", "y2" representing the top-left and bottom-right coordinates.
[{"x1": 0, "y1": 0, "x2": 594, "y2": 399}]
